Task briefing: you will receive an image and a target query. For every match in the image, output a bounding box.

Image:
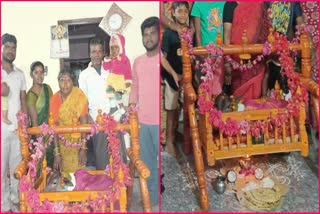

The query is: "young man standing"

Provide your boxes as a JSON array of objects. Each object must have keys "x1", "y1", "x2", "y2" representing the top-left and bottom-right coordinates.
[
  {"x1": 1, "y1": 33, "x2": 27, "y2": 212},
  {"x1": 129, "y1": 17, "x2": 160, "y2": 207}
]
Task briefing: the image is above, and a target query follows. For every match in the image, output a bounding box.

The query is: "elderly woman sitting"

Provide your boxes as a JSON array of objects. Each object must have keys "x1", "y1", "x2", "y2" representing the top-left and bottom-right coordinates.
[{"x1": 49, "y1": 70, "x2": 88, "y2": 176}]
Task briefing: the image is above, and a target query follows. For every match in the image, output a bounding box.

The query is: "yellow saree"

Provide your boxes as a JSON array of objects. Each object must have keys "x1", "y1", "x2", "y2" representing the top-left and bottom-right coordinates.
[{"x1": 51, "y1": 87, "x2": 88, "y2": 174}]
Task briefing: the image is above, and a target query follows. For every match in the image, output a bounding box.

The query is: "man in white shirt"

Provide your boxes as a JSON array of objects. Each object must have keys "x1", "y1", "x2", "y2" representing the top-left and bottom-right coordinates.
[
  {"x1": 1, "y1": 33, "x2": 27, "y2": 212},
  {"x1": 78, "y1": 37, "x2": 110, "y2": 170}
]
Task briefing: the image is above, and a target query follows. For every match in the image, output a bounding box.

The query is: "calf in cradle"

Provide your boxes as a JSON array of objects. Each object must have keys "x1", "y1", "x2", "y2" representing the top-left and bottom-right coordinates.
[{"x1": 44, "y1": 169, "x2": 113, "y2": 192}]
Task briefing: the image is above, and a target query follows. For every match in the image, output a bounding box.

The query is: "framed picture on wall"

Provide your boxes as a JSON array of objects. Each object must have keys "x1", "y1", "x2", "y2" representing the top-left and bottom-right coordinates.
[
  {"x1": 99, "y1": 3, "x2": 132, "y2": 35},
  {"x1": 50, "y1": 24, "x2": 70, "y2": 58}
]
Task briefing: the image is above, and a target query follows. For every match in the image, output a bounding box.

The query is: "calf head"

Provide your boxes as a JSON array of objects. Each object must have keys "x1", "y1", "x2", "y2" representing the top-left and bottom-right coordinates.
[
  {"x1": 214, "y1": 93, "x2": 231, "y2": 112},
  {"x1": 44, "y1": 170, "x2": 73, "y2": 192}
]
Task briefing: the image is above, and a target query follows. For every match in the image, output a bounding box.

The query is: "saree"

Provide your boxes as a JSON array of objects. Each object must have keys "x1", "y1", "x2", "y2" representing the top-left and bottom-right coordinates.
[
  {"x1": 230, "y1": 2, "x2": 266, "y2": 99},
  {"x1": 26, "y1": 83, "x2": 54, "y2": 168},
  {"x1": 50, "y1": 87, "x2": 88, "y2": 175},
  {"x1": 26, "y1": 83, "x2": 53, "y2": 126}
]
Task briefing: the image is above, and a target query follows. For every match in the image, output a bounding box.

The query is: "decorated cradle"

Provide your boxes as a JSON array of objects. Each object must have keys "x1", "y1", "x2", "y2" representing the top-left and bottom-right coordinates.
[
  {"x1": 14, "y1": 105, "x2": 153, "y2": 212},
  {"x1": 180, "y1": 27, "x2": 318, "y2": 211}
]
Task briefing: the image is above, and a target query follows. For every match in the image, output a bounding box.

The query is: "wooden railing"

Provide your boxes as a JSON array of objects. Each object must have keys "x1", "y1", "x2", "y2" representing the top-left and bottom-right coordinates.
[{"x1": 15, "y1": 105, "x2": 152, "y2": 212}]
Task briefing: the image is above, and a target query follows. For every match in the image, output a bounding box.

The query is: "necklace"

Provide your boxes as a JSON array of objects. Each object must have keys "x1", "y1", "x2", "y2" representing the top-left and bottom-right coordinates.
[{"x1": 59, "y1": 92, "x2": 67, "y2": 103}]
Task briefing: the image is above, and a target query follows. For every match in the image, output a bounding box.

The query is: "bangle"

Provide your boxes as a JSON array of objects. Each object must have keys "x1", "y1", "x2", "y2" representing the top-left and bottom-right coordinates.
[
  {"x1": 81, "y1": 139, "x2": 87, "y2": 150},
  {"x1": 54, "y1": 146, "x2": 61, "y2": 156},
  {"x1": 224, "y1": 62, "x2": 232, "y2": 68},
  {"x1": 81, "y1": 147, "x2": 88, "y2": 151}
]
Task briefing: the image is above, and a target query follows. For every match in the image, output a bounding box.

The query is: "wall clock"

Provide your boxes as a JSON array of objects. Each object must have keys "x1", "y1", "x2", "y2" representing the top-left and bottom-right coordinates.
[{"x1": 99, "y1": 3, "x2": 132, "y2": 35}]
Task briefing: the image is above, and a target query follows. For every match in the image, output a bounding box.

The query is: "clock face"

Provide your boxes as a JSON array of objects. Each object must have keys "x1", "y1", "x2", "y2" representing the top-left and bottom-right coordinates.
[
  {"x1": 255, "y1": 168, "x2": 264, "y2": 180},
  {"x1": 109, "y1": 14, "x2": 123, "y2": 30},
  {"x1": 227, "y1": 170, "x2": 237, "y2": 183},
  {"x1": 99, "y1": 3, "x2": 132, "y2": 35}
]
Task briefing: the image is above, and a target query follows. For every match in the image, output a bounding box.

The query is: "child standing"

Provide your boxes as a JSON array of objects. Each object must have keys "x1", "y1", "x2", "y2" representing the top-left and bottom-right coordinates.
[
  {"x1": 161, "y1": 2, "x2": 190, "y2": 156},
  {"x1": 191, "y1": 1, "x2": 225, "y2": 46},
  {"x1": 2, "y1": 81, "x2": 11, "y2": 125},
  {"x1": 103, "y1": 34, "x2": 131, "y2": 163},
  {"x1": 103, "y1": 34, "x2": 132, "y2": 111},
  {"x1": 191, "y1": 1, "x2": 226, "y2": 95}
]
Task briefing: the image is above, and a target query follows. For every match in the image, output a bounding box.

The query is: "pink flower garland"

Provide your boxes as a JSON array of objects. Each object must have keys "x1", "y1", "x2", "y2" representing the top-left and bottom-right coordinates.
[
  {"x1": 179, "y1": 28, "x2": 195, "y2": 59},
  {"x1": 181, "y1": 28, "x2": 309, "y2": 139},
  {"x1": 17, "y1": 111, "x2": 132, "y2": 212},
  {"x1": 224, "y1": 41, "x2": 272, "y2": 72}
]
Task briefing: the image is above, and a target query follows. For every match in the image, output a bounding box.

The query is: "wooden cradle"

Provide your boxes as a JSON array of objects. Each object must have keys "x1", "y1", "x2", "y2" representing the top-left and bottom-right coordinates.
[
  {"x1": 180, "y1": 28, "x2": 318, "y2": 211},
  {"x1": 14, "y1": 105, "x2": 153, "y2": 212}
]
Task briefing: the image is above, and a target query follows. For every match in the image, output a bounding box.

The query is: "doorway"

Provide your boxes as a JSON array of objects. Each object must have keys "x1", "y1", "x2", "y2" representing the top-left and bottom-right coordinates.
[{"x1": 58, "y1": 17, "x2": 110, "y2": 86}]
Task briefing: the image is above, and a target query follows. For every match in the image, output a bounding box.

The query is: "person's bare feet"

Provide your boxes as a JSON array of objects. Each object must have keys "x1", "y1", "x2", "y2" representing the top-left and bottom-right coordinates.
[
  {"x1": 164, "y1": 142, "x2": 176, "y2": 157},
  {"x1": 2, "y1": 118, "x2": 12, "y2": 125}
]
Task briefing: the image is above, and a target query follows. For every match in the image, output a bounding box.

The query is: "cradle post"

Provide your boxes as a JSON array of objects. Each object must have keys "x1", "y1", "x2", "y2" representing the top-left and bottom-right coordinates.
[
  {"x1": 181, "y1": 30, "x2": 192, "y2": 154},
  {"x1": 48, "y1": 112, "x2": 55, "y2": 125},
  {"x1": 127, "y1": 104, "x2": 140, "y2": 209},
  {"x1": 296, "y1": 86, "x2": 308, "y2": 157},
  {"x1": 118, "y1": 167, "x2": 127, "y2": 212},
  {"x1": 300, "y1": 25, "x2": 311, "y2": 78},
  {"x1": 19, "y1": 192, "x2": 27, "y2": 212},
  {"x1": 109, "y1": 156, "x2": 114, "y2": 178},
  {"x1": 15, "y1": 112, "x2": 30, "y2": 179},
  {"x1": 216, "y1": 30, "x2": 223, "y2": 45},
  {"x1": 282, "y1": 111, "x2": 287, "y2": 145},
  {"x1": 181, "y1": 29, "x2": 209, "y2": 210},
  {"x1": 96, "y1": 109, "x2": 103, "y2": 124},
  {"x1": 129, "y1": 104, "x2": 140, "y2": 158},
  {"x1": 41, "y1": 158, "x2": 47, "y2": 191},
  {"x1": 267, "y1": 28, "x2": 275, "y2": 43},
  {"x1": 139, "y1": 177, "x2": 152, "y2": 212}
]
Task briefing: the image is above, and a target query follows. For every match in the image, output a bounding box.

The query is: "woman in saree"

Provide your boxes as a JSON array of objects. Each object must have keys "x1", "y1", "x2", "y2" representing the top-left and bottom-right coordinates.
[
  {"x1": 49, "y1": 70, "x2": 88, "y2": 175},
  {"x1": 223, "y1": 2, "x2": 267, "y2": 99},
  {"x1": 26, "y1": 61, "x2": 54, "y2": 167}
]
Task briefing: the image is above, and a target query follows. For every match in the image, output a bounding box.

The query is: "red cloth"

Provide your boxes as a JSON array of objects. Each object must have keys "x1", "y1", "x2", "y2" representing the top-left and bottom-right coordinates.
[
  {"x1": 74, "y1": 169, "x2": 113, "y2": 191},
  {"x1": 244, "y1": 98, "x2": 287, "y2": 110},
  {"x1": 232, "y1": 64, "x2": 265, "y2": 99},
  {"x1": 231, "y1": 2, "x2": 265, "y2": 45},
  {"x1": 230, "y1": 2, "x2": 266, "y2": 99}
]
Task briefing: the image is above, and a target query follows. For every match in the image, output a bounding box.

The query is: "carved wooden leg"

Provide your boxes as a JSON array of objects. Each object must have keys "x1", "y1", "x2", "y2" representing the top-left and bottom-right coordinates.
[
  {"x1": 19, "y1": 192, "x2": 27, "y2": 212},
  {"x1": 299, "y1": 105, "x2": 309, "y2": 157},
  {"x1": 139, "y1": 177, "x2": 152, "y2": 212},
  {"x1": 126, "y1": 160, "x2": 135, "y2": 209},
  {"x1": 183, "y1": 95, "x2": 191, "y2": 154},
  {"x1": 188, "y1": 104, "x2": 209, "y2": 211}
]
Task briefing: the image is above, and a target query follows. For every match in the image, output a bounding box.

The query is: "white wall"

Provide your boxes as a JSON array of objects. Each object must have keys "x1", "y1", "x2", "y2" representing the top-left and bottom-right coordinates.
[{"x1": 1, "y1": 1, "x2": 159, "y2": 92}]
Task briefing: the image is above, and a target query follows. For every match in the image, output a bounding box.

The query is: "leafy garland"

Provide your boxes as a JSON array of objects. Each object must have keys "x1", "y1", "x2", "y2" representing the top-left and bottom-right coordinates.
[
  {"x1": 182, "y1": 29, "x2": 309, "y2": 138},
  {"x1": 17, "y1": 111, "x2": 132, "y2": 212}
]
